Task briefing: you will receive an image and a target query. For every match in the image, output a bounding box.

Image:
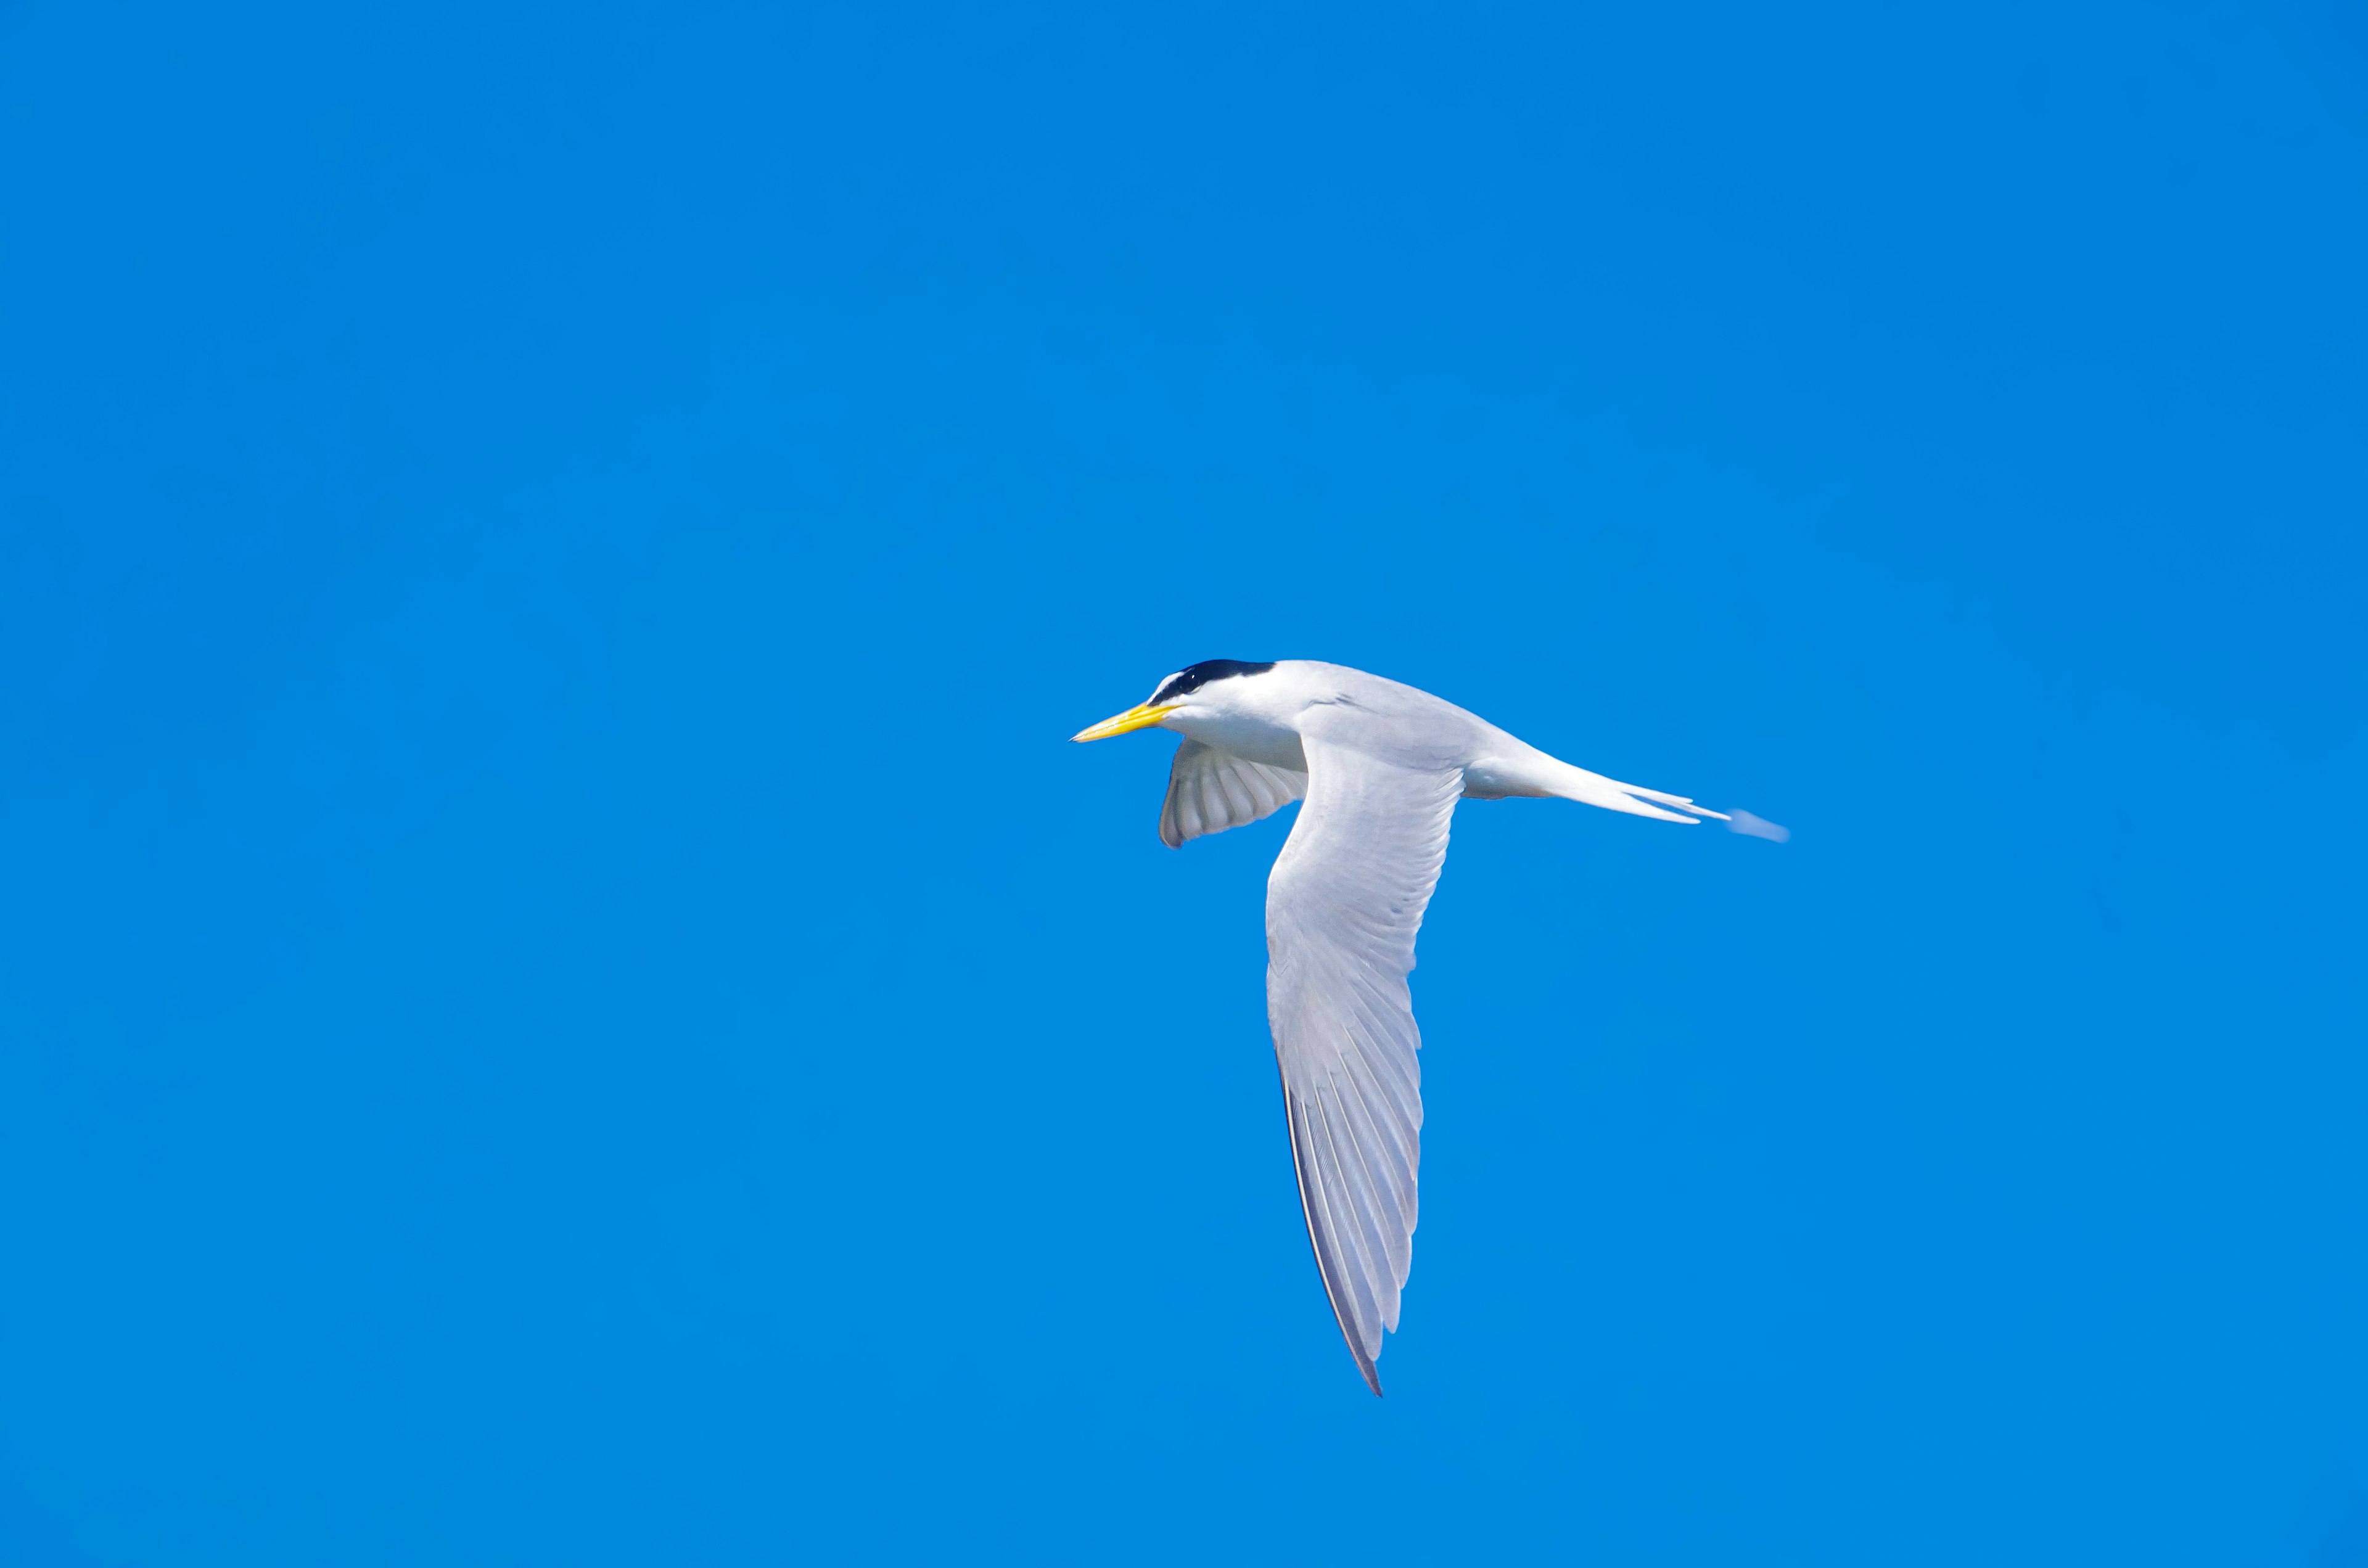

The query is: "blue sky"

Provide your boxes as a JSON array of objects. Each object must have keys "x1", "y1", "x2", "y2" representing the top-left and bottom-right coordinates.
[{"x1": 4, "y1": 1, "x2": 2365, "y2": 1562}]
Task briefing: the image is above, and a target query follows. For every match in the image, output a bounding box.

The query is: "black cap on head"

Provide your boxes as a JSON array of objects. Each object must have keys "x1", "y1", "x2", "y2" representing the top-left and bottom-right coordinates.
[{"x1": 1149, "y1": 660, "x2": 1275, "y2": 707}]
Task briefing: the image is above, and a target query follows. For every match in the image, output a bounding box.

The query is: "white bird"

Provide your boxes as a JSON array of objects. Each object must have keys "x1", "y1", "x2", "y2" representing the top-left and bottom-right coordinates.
[{"x1": 1073, "y1": 659, "x2": 1728, "y2": 1395}]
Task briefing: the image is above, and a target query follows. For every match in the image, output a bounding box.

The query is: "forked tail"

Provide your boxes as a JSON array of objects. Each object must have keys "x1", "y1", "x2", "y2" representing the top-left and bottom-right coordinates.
[{"x1": 1548, "y1": 761, "x2": 1730, "y2": 824}]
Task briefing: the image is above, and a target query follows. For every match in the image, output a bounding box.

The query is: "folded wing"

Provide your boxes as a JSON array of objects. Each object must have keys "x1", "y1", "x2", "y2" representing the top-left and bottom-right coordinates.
[
  {"x1": 1265, "y1": 734, "x2": 1462, "y2": 1394},
  {"x1": 1161, "y1": 739, "x2": 1308, "y2": 848}
]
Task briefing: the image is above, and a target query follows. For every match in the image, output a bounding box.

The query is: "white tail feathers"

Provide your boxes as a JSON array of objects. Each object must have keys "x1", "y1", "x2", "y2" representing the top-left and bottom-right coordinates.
[{"x1": 1550, "y1": 764, "x2": 1730, "y2": 824}]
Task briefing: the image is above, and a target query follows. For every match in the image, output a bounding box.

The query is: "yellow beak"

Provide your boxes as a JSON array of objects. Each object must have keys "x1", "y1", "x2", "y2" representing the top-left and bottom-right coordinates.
[{"x1": 1071, "y1": 702, "x2": 1179, "y2": 742}]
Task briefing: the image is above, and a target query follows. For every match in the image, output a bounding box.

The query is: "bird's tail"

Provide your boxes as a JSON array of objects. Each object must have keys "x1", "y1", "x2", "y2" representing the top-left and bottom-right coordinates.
[{"x1": 1546, "y1": 761, "x2": 1729, "y2": 824}]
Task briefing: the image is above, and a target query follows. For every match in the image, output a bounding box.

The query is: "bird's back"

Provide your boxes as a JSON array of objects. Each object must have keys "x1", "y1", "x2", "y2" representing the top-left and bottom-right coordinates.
[{"x1": 1268, "y1": 661, "x2": 1508, "y2": 771}]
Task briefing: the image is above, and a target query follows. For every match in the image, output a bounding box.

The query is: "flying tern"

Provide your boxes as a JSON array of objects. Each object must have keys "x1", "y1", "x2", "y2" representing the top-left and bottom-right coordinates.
[{"x1": 1074, "y1": 659, "x2": 1730, "y2": 1395}]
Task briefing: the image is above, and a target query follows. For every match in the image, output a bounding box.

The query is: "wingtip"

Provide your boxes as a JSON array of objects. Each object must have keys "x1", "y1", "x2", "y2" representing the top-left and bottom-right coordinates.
[
  {"x1": 1282, "y1": 1078, "x2": 1397, "y2": 1402},
  {"x1": 1349, "y1": 1342, "x2": 1383, "y2": 1397}
]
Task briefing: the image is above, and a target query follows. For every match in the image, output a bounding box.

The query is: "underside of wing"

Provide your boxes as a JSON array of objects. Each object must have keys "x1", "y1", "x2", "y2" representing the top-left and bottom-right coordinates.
[
  {"x1": 1266, "y1": 734, "x2": 1462, "y2": 1394},
  {"x1": 1161, "y1": 739, "x2": 1307, "y2": 848}
]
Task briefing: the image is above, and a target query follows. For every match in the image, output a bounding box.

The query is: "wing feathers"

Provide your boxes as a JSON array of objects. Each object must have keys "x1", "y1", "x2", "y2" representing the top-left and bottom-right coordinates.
[
  {"x1": 1310, "y1": 1091, "x2": 1389, "y2": 1345},
  {"x1": 1288, "y1": 1091, "x2": 1383, "y2": 1390},
  {"x1": 1332, "y1": 1071, "x2": 1412, "y2": 1300},
  {"x1": 1267, "y1": 737, "x2": 1460, "y2": 1394},
  {"x1": 1161, "y1": 740, "x2": 1307, "y2": 848}
]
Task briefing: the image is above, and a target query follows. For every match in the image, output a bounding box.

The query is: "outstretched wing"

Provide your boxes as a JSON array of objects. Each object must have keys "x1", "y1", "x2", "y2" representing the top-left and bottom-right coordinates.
[
  {"x1": 1161, "y1": 739, "x2": 1307, "y2": 848},
  {"x1": 1265, "y1": 733, "x2": 1461, "y2": 1395}
]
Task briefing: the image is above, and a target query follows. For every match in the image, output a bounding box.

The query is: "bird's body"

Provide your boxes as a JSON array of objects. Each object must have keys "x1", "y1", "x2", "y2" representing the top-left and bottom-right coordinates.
[{"x1": 1074, "y1": 660, "x2": 1725, "y2": 1394}]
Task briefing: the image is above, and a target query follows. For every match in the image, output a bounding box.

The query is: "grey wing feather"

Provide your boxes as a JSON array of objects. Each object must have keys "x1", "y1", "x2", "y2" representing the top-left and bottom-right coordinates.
[
  {"x1": 1161, "y1": 739, "x2": 1308, "y2": 848},
  {"x1": 1266, "y1": 732, "x2": 1461, "y2": 1395}
]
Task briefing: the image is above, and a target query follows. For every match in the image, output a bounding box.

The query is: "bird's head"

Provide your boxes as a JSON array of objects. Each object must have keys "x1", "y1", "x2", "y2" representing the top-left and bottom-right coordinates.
[{"x1": 1071, "y1": 659, "x2": 1279, "y2": 742}]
